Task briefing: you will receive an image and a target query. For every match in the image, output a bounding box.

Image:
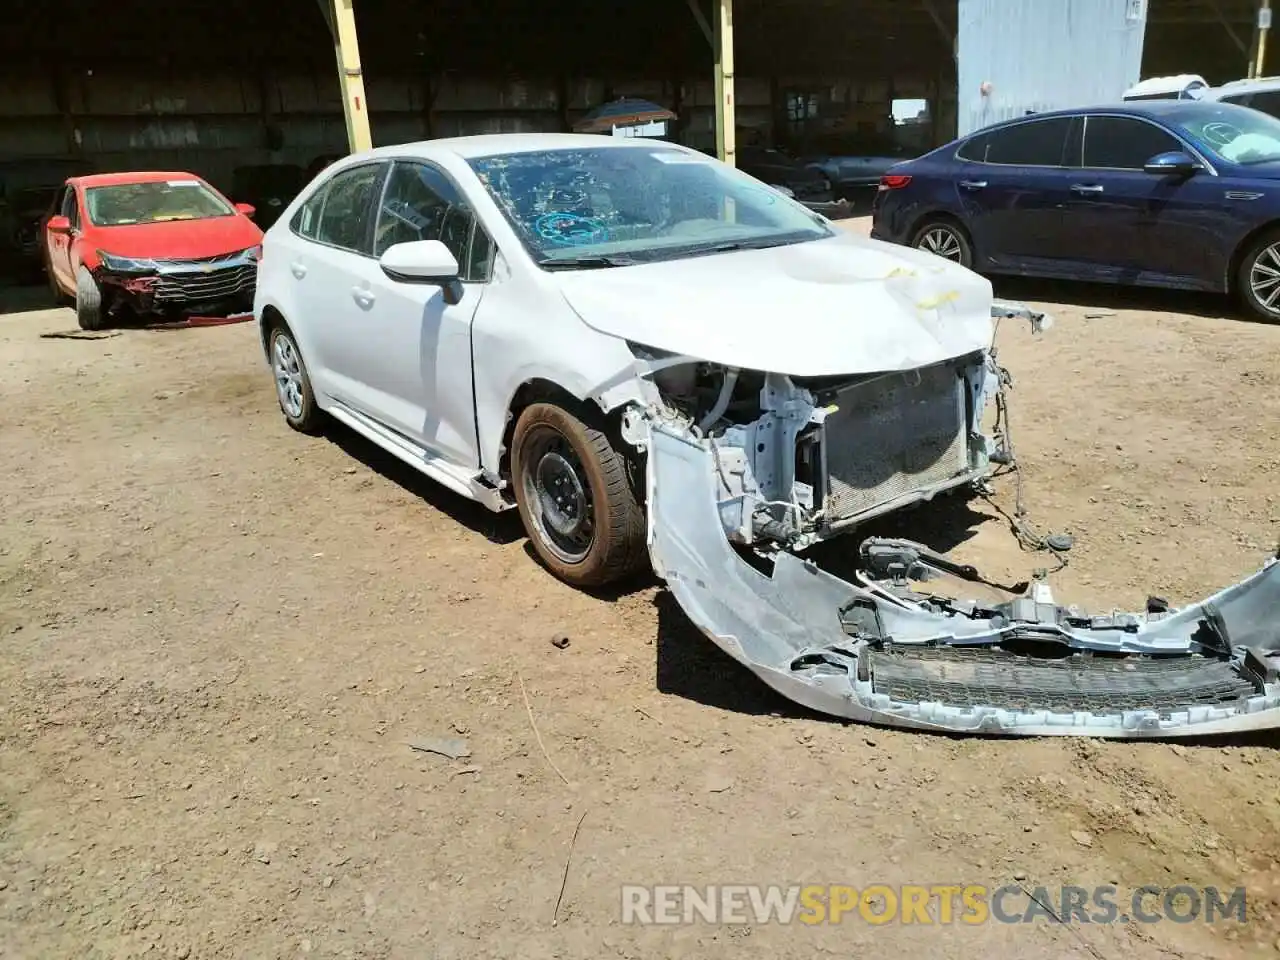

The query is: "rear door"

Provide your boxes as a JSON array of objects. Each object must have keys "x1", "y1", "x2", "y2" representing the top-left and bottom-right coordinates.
[
  {"x1": 1068, "y1": 114, "x2": 1219, "y2": 285},
  {"x1": 952, "y1": 116, "x2": 1079, "y2": 270},
  {"x1": 283, "y1": 161, "x2": 390, "y2": 410}
]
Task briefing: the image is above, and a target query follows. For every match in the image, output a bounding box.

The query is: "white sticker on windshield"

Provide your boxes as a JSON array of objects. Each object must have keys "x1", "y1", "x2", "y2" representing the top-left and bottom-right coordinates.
[
  {"x1": 650, "y1": 152, "x2": 710, "y2": 164},
  {"x1": 166, "y1": 179, "x2": 199, "y2": 186}
]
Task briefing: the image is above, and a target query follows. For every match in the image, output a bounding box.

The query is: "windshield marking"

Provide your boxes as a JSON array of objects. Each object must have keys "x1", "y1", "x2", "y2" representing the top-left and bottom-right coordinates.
[{"x1": 535, "y1": 212, "x2": 610, "y2": 246}]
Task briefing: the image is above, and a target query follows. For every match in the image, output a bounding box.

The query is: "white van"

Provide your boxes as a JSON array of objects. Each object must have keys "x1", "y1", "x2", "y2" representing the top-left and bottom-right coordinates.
[{"x1": 1121, "y1": 74, "x2": 1210, "y2": 101}]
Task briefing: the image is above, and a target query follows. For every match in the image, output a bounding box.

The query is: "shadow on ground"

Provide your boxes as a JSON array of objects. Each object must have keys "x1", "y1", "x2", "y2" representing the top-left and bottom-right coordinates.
[
  {"x1": 653, "y1": 590, "x2": 819, "y2": 720},
  {"x1": 993, "y1": 276, "x2": 1233, "y2": 321},
  {"x1": 0, "y1": 281, "x2": 57, "y2": 317},
  {"x1": 322, "y1": 417, "x2": 525, "y2": 546}
]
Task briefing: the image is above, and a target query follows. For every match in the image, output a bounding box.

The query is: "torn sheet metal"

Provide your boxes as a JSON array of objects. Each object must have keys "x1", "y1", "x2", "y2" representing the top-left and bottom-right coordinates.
[{"x1": 646, "y1": 422, "x2": 1280, "y2": 738}]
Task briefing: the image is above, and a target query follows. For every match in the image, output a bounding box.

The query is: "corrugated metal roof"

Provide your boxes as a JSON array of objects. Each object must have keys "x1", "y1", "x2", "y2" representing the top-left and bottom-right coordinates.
[{"x1": 957, "y1": 0, "x2": 1149, "y2": 137}]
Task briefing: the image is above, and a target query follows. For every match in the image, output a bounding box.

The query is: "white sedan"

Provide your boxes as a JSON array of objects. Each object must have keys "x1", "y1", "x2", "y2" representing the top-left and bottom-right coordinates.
[
  {"x1": 255, "y1": 132, "x2": 1002, "y2": 587},
  {"x1": 253, "y1": 133, "x2": 1280, "y2": 738}
]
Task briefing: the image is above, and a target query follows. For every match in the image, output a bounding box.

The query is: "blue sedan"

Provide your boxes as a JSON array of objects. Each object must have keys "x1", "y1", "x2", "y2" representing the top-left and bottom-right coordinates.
[{"x1": 870, "y1": 100, "x2": 1280, "y2": 321}]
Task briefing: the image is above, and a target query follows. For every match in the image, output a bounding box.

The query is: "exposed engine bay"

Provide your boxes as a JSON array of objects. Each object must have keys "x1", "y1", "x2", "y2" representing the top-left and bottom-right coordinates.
[
  {"x1": 624, "y1": 301, "x2": 1280, "y2": 737},
  {"x1": 622, "y1": 300, "x2": 1045, "y2": 554}
]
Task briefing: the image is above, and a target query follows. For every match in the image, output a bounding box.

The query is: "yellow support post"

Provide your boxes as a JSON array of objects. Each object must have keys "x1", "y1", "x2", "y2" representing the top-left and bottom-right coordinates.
[
  {"x1": 1260, "y1": 0, "x2": 1274, "y2": 77},
  {"x1": 325, "y1": 0, "x2": 373, "y2": 153},
  {"x1": 714, "y1": 0, "x2": 736, "y2": 167}
]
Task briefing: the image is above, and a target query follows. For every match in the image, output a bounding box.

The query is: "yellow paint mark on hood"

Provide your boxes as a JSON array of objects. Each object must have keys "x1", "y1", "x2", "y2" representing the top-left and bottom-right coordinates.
[{"x1": 916, "y1": 290, "x2": 960, "y2": 310}]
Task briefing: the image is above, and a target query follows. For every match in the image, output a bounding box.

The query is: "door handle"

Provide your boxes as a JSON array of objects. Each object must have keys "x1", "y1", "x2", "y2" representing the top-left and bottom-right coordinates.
[
  {"x1": 959, "y1": 180, "x2": 987, "y2": 190},
  {"x1": 290, "y1": 261, "x2": 307, "y2": 279},
  {"x1": 351, "y1": 287, "x2": 375, "y2": 308},
  {"x1": 1071, "y1": 184, "x2": 1105, "y2": 195}
]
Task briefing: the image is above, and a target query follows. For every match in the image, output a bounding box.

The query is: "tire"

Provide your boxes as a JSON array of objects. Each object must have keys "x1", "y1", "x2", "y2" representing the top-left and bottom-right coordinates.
[
  {"x1": 1236, "y1": 229, "x2": 1280, "y2": 323},
  {"x1": 74, "y1": 266, "x2": 103, "y2": 330},
  {"x1": 511, "y1": 402, "x2": 647, "y2": 588},
  {"x1": 910, "y1": 218, "x2": 974, "y2": 269},
  {"x1": 268, "y1": 324, "x2": 323, "y2": 434}
]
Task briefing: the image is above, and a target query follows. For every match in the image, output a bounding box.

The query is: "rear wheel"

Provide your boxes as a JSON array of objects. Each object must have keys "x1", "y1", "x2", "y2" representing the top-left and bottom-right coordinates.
[
  {"x1": 511, "y1": 402, "x2": 647, "y2": 588},
  {"x1": 74, "y1": 266, "x2": 103, "y2": 330},
  {"x1": 1237, "y1": 230, "x2": 1280, "y2": 323},
  {"x1": 269, "y1": 324, "x2": 323, "y2": 434},
  {"x1": 910, "y1": 219, "x2": 974, "y2": 269}
]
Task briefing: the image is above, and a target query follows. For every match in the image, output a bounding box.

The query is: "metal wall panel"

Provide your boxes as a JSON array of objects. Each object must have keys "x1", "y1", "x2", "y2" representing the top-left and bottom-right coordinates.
[{"x1": 957, "y1": 0, "x2": 1148, "y2": 137}]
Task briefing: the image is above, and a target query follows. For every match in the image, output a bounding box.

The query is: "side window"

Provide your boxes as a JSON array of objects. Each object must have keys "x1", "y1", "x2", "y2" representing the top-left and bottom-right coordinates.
[
  {"x1": 1082, "y1": 117, "x2": 1181, "y2": 169},
  {"x1": 983, "y1": 118, "x2": 1073, "y2": 166},
  {"x1": 314, "y1": 163, "x2": 386, "y2": 253},
  {"x1": 375, "y1": 161, "x2": 493, "y2": 282},
  {"x1": 1218, "y1": 93, "x2": 1252, "y2": 107},
  {"x1": 292, "y1": 185, "x2": 327, "y2": 240},
  {"x1": 956, "y1": 132, "x2": 990, "y2": 162},
  {"x1": 466, "y1": 226, "x2": 495, "y2": 283},
  {"x1": 1247, "y1": 90, "x2": 1280, "y2": 119},
  {"x1": 61, "y1": 187, "x2": 79, "y2": 228}
]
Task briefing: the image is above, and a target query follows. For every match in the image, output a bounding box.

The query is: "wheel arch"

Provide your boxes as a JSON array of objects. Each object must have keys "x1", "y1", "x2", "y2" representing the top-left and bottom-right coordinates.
[
  {"x1": 497, "y1": 377, "x2": 625, "y2": 486},
  {"x1": 258, "y1": 303, "x2": 287, "y2": 359},
  {"x1": 907, "y1": 209, "x2": 974, "y2": 247},
  {"x1": 1226, "y1": 220, "x2": 1280, "y2": 295}
]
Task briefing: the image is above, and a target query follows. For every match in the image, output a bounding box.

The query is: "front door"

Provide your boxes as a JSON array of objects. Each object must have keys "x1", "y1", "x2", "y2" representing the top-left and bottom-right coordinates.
[
  {"x1": 1065, "y1": 114, "x2": 1218, "y2": 286},
  {"x1": 356, "y1": 159, "x2": 494, "y2": 468},
  {"x1": 45, "y1": 185, "x2": 80, "y2": 292}
]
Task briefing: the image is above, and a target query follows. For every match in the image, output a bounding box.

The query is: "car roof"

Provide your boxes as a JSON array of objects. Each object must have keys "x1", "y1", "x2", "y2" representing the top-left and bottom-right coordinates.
[
  {"x1": 72, "y1": 171, "x2": 205, "y2": 188},
  {"x1": 357, "y1": 132, "x2": 691, "y2": 162},
  {"x1": 963, "y1": 99, "x2": 1245, "y2": 134}
]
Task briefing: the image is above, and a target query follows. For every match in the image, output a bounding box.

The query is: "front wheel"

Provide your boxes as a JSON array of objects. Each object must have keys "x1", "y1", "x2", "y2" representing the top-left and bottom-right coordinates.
[
  {"x1": 511, "y1": 402, "x2": 647, "y2": 588},
  {"x1": 1237, "y1": 230, "x2": 1280, "y2": 323},
  {"x1": 75, "y1": 266, "x2": 103, "y2": 330},
  {"x1": 910, "y1": 219, "x2": 974, "y2": 269}
]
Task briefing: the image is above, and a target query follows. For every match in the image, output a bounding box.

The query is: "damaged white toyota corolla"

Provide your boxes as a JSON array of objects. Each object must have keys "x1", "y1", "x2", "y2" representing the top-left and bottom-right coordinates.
[{"x1": 256, "y1": 133, "x2": 1280, "y2": 738}]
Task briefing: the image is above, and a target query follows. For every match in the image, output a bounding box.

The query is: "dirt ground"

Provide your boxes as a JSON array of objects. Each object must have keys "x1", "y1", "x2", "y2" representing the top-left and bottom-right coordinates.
[{"x1": 3, "y1": 223, "x2": 1280, "y2": 959}]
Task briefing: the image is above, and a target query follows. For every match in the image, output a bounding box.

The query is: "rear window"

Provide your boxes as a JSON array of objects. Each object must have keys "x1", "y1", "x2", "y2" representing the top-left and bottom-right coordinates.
[
  {"x1": 956, "y1": 132, "x2": 990, "y2": 161},
  {"x1": 981, "y1": 118, "x2": 1072, "y2": 166}
]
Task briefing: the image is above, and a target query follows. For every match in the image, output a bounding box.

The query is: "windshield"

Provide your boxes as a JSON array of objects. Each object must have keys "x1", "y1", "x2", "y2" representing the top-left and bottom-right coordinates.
[
  {"x1": 84, "y1": 179, "x2": 234, "y2": 226},
  {"x1": 466, "y1": 146, "x2": 833, "y2": 266},
  {"x1": 1172, "y1": 102, "x2": 1280, "y2": 165}
]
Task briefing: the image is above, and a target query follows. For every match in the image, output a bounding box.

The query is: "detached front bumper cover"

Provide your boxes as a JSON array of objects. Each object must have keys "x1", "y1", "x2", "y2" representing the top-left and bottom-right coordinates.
[{"x1": 646, "y1": 416, "x2": 1280, "y2": 741}]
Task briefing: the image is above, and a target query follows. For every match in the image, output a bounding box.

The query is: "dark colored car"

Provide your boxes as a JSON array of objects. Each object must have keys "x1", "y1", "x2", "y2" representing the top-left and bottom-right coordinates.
[
  {"x1": 803, "y1": 134, "x2": 918, "y2": 203},
  {"x1": 733, "y1": 146, "x2": 835, "y2": 204},
  {"x1": 0, "y1": 157, "x2": 92, "y2": 280},
  {"x1": 230, "y1": 164, "x2": 305, "y2": 229},
  {"x1": 871, "y1": 99, "x2": 1280, "y2": 322}
]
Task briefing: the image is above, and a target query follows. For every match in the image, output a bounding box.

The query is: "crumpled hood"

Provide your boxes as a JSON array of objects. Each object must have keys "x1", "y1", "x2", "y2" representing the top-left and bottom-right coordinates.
[{"x1": 555, "y1": 231, "x2": 995, "y2": 377}]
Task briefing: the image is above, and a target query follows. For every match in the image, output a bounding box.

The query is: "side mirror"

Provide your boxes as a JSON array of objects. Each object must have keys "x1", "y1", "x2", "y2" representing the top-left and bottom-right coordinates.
[
  {"x1": 47, "y1": 215, "x2": 71, "y2": 234},
  {"x1": 379, "y1": 239, "x2": 463, "y2": 304},
  {"x1": 235, "y1": 202, "x2": 256, "y2": 217},
  {"x1": 1143, "y1": 150, "x2": 1202, "y2": 177}
]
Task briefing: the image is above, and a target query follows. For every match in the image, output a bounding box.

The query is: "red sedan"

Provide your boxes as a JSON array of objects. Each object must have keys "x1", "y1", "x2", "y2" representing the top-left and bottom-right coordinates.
[{"x1": 43, "y1": 171, "x2": 264, "y2": 330}]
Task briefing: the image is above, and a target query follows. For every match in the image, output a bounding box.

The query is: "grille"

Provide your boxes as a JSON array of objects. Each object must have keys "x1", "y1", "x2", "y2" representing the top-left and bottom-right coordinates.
[
  {"x1": 821, "y1": 362, "x2": 969, "y2": 521},
  {"x1": 869, "y1": 646, "x2": 1259, "y2": 717},
  {"x1": 153, "y1": 264, "x2": 256, "y2": 305}
]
